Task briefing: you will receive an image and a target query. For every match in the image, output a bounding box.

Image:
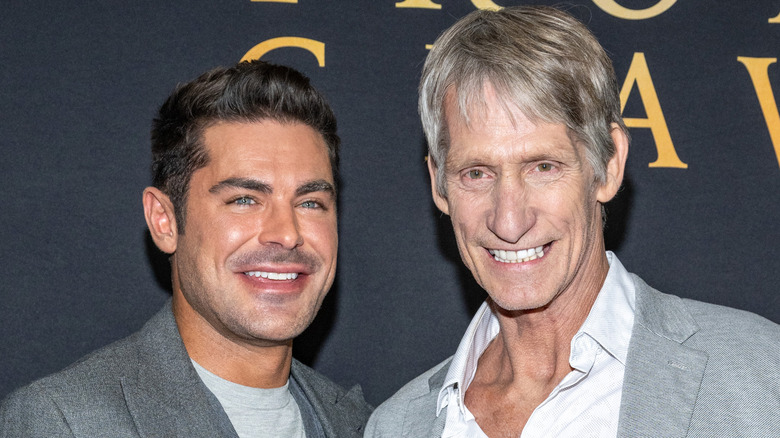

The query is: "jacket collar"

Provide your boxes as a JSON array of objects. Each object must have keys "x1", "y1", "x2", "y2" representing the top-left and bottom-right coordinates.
[
  {"x1": 120, "y1": 300, "x2": 238, "y2": 437},
  {"x1": 398, "y1": 360, "x2": 451, "y2": 438},
  {"x1": 119, "y1": 301, "x2": 369, "y2": 438},
  {"x1": 290, "y1": 359, "x2": 371, "y2": 438},
  {"x1": 408, "y1": 275, "x2": 708, "y2": 438},
  {"x1": 617, "y1": 275, "x2": 707, "y2": 437}
]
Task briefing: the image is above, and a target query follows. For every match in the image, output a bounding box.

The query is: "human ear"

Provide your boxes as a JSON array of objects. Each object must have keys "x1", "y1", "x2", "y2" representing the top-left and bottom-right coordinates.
[
  {"x1": 142, "y1": 187, "x2": 178, "y2": 254},
  {"x1": 428, "y1": 157, "x2": 450, "y2": 215},
  {"x1": 596, "y1": 124, "x2": 629, "y2": 203}
]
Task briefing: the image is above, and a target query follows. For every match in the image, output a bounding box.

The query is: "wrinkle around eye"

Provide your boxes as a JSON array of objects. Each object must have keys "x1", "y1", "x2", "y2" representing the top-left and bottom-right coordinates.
[
  {"x1": 454, "y1": 171, "x2": 494, "y2": 193},
  {"x1": 459, "y1": 166, "x2": 494, "y2": 181},
  {"x1": 527, "y1": 162, "x2": 566, "y2": 184}
]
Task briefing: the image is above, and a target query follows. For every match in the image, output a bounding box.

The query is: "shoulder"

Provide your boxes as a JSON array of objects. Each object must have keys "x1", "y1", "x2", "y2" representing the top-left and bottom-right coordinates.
[
  {"x1": 8, "y1": 303, "x2": 174, "y2": 398},
  {"x1": 377, "y1": 357, "x2": 452, "y2": 407},
  {"x1": 682, "y1": 297, "x2": 779, "y2": 339},
  {"x1": 678, "y1": 298, "x2": 780, "y2": 429},
  {"x1": 290, "y1": 359, "x2": 370, "y2": 410},
  {"x1": 0, "y1": 304, "x2": 176, "y2": 436},
  {"x1": 631, "y1": 276, "x2": 780, "y2": 419},
  {"x1": 290, "y1": 359, "x2": 372, "y2": 435},
  {"x1": 0, "y1": 330, "x2": 146, "y2": 437},
  {"x1": 633, "y1": 274, "x2": 780, "y2": 352},
  {"x1": 364, "y1": 357, "x2": 451, "y2": 437},
  {"x1": 8, "y1": 326, "x2": 145, "y2": 397},
  {"x1": 679, "y1": 297, "x2": 780, "y2": 369},
  {"x1": 0, "y1": 379, "x2": 74, "y2": 437}
]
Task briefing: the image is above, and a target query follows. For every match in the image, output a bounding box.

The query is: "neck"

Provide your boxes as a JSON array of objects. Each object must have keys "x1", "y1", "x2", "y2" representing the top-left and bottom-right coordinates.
[
  {"x1": 487, "y1": 249, "x2": 610, "y2": 386},
  {"x1": 172, "y1": 292, "x2": 293, "y2": 389}
]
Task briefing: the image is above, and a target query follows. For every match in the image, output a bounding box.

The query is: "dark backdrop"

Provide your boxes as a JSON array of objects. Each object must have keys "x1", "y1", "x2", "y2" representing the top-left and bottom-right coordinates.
[{"x1": 2, "y1": 1, "x2": 779, "y2": 407}]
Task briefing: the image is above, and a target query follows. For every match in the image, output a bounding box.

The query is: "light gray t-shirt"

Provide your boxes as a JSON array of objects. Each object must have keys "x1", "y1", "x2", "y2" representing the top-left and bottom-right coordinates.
[{"x1": 192, "y1": 360, "x2": 305, "y2": 438}]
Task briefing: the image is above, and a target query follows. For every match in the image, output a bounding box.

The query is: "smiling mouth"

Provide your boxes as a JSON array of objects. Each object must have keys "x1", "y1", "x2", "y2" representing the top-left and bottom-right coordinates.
[
  {"x1": 488, "y1": 245, "x2": 546, "y2": 263},
  {"x1": 244, "y1": 271, "x2": 299, "y2": 280}
]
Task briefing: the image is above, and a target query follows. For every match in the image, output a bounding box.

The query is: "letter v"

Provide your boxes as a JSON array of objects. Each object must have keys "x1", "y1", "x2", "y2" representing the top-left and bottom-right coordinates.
[{"x1": 738, "y1": 57, "x2": 780, "y2": 168}]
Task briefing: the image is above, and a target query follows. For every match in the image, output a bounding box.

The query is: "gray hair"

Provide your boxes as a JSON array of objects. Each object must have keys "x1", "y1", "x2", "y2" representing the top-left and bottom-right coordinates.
[{"x1": 420, "y1": 6, "x2": 627, "y2": 196}]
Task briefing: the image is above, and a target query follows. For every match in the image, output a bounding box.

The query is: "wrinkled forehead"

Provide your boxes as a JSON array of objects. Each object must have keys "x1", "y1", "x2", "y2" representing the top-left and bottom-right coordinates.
[{"x1": 442, "y1": 80, "x2": 591, "y2": 165}]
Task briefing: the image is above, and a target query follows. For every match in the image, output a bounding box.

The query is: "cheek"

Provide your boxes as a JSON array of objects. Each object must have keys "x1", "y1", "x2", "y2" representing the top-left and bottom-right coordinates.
[
  {"x1": 448, "y1": 206, "x2": 476, "y2": 240},
  {"x1": 539, "y1": 181, "x2": 593, "y2": 222},
  {"x1": 304, "y1": 219, "x2": 338, "y2": 258},
  {"x1": 211, "y1": 216, "x2": 258, "y2": 255},
  {"x1": 448, "y1": 209, "x2": 484, "y2": 265},
  {"x1": 448, "y1": 191, "x2": 489, "y2": 224},
  {"x1": 224, "y1": 223, "x2": 249, "y2": 242}
]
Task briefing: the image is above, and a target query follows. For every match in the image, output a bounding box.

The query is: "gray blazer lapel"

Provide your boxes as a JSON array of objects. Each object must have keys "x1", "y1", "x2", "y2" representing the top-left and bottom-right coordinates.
[
  {"x1": 290, "y1": 360, "x2": 371, "y2": 438},
  {"x1": 120, "y1": 302, "x2": 237, "y2": 438},
  {"x1": 617, "y1": 276, "x2": 708, "y2": 438},
  {"x1": 402, "y1": 361, "x2": 449, "y2": 438}
]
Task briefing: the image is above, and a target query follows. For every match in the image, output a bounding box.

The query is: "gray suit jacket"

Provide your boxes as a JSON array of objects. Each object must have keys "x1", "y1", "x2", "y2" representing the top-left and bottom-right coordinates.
[
  {"x1": 365, "y1": 275, "x2": 780, "y2": 437},
  {"x1": 0, "y1": 301, "x2": 371, "y2": 437}
]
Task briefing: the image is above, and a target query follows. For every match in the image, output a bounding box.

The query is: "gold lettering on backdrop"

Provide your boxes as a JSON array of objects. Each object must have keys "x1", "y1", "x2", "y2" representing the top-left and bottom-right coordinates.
[
  {"x1": 738, "y1": 57, "x2": 780, "y2": 167},
  {"x1": 620, "y1": 52, "x2": 687, "y2": 168},
  {"x1": 471, "y1": 0, "x2": 502, "y2": 11},
  {"x1": 770, "y1": 11, "x2": 780, "y2": 23},
  {"x1": 592, "y1": 0, "x2": 677, "y2": 20},
  {"x1": 395, "y1": 0, "x2": 441, "y2": 9},
  {"x1": 240, "y1": 37, "x2": 325, "y2": 67}
]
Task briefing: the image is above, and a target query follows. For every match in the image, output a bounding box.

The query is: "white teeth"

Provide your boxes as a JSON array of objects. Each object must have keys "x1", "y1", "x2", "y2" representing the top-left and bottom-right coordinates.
[
  {"x1": 489, "y1": 246, "x2": 546, "y2": 263},
  {"x1": 245, "y1": 271, "x2": 299, "y2": 280}
]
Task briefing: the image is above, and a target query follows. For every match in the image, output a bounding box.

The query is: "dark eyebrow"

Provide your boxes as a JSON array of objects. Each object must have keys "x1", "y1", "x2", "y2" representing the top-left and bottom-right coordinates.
[
  {"x1": 208, "y1": 177, "x2": 334, "y2": 198},
  {"x1": 296, "y1": 179, "x2": 335, "y2": 198},
  {"x1": 209, "y1": 177, "x2": 271, "y2": 195}
]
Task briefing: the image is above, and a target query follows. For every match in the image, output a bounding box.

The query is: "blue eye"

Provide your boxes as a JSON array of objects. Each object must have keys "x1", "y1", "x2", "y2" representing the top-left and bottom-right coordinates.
[
  {"x1": 300, "y1": 200, "x2": 320, "y2": 209},
  {"x1": 232, "y1": 197, "x2": 255, "y2": 205}
]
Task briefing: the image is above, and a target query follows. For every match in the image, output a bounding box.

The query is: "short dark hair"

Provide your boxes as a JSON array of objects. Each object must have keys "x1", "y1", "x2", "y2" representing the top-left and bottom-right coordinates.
[{"x1": 151, "y1": 60, "x2": 340, "y2": 232}]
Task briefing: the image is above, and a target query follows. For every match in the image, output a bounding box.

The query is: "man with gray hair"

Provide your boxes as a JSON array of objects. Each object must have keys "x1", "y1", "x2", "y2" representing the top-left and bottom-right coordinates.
[{"x1": 366, "y1": 6, "x2": 779, "y2": 437}]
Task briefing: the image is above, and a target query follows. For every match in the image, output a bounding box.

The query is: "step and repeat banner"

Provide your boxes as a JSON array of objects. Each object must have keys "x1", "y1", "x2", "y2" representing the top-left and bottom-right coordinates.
[{"x1": 2, "y1": 1, "x2": 779, "y2": 405}]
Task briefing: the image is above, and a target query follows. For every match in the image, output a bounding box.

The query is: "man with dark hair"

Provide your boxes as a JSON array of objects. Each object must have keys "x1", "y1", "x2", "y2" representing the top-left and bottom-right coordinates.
[
  {"x1": 366, "y1": 6, "x2": 779, "y2": 437},
  {"x1": 0, "y1": 60, "x2": 371, "y2": 437}
]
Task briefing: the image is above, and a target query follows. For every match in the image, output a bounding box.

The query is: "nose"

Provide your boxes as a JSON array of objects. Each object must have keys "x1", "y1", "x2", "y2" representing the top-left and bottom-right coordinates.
[
  {"x1": 257, "y1": 202, "x2": 304, "y2": 249},
  {"x1": 486, "y1": 176, "x2": 536, "y2": 244}
]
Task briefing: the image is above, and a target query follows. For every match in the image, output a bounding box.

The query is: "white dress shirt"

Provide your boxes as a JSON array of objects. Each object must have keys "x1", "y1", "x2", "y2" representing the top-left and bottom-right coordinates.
[{"x1": 437, "y1": 252, "x2": 636, "y2": 437}]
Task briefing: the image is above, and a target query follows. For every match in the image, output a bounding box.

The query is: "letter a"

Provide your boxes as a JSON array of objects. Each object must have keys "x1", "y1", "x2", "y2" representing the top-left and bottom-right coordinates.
[
  {"x1": 738, "y1": 57, "x2": 780, "y2": 168},
  {"x1": 620, "y1": 52, "x2": 687, "y2": 168}
]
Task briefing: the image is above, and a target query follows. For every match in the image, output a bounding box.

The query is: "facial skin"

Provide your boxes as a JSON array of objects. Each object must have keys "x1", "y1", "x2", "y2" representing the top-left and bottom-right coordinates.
[
  {"x1": 430, "y1": 85, "x2": 626, "y2": 315},
  {"x1": 145, "y1": 120, "x2": 338, "y2": 353}
]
